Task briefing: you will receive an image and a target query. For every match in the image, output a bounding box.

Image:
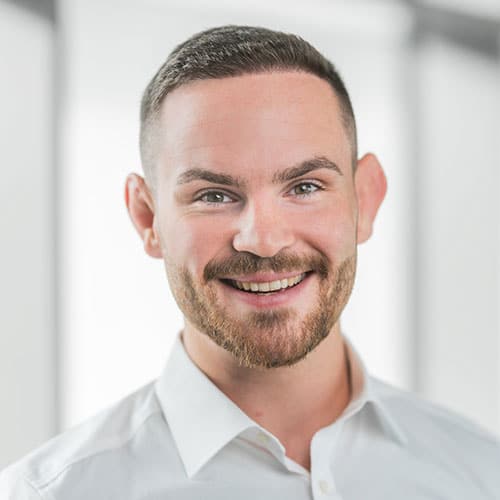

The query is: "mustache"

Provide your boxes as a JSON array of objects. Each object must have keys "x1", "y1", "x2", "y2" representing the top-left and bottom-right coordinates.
[{"x1": 204, "y1": 251, "x2": 329, "y2": 282}]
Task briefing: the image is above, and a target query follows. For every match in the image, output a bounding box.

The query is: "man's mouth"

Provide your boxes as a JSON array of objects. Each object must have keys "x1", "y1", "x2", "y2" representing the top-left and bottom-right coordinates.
[{"x1": 220, "y1": 272, "x2": 311, "y2": 295}]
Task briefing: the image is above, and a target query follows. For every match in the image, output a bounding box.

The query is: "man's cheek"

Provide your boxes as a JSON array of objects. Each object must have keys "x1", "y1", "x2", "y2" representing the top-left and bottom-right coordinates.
[
  {"x1": 174, "y1": 223, "x2": 223, "y2": 272},
  {"x1": 308, "y1": 216, "x2": 355, "y2": 248}
]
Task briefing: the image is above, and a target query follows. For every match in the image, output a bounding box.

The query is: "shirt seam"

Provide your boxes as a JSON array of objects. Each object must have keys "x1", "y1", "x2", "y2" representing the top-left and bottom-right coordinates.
[{"x1": 17, "y1": 475, "x2": 45, "y2": 500}]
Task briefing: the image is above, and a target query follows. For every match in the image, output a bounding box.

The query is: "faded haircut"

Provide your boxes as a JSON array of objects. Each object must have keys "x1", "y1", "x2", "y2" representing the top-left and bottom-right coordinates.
[{"x1": 139, "y1": 25, "x2": 357, "y2": 185}]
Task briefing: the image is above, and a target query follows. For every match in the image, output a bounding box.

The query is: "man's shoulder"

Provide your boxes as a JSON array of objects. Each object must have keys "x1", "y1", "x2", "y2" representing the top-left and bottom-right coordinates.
[
  {"x1": 372, "y1": 376, "x2": 500, "y2": 442},
  {"x1": 370, "y1": 376, "x2": 500, "y2": 478},
  {"x1": 0, "y1": 380, "x2": 164, "y2": 498}
]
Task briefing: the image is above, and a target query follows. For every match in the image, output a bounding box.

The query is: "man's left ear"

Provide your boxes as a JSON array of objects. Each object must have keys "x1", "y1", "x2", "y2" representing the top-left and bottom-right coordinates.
[{"x1": 354, "y1": 153, "x2": 387, "y2": 244}]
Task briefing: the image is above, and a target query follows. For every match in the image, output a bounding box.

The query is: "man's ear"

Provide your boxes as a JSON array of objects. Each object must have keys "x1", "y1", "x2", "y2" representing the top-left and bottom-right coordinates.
[
  {"x1": 124, "y1": 173, "x2": 162, "y2": 258},
  {"x1": 354, "y1": 153, "x2": 387, "y2": 244}
]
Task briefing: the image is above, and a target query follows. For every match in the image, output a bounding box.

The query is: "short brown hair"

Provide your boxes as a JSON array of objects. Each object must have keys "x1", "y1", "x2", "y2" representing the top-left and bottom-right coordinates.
[{"x1": 140, "y1": 25, "x2": 357, "y2": 184}]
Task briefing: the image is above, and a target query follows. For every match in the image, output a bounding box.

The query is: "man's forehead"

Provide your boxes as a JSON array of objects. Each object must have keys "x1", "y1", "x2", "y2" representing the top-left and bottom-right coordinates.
[
  {"x1": 155, "y1": 71, "x2": 352, "y2": 182},
  {"x1": 159, "y1": 71, "x2": 344, "y2": 133}
]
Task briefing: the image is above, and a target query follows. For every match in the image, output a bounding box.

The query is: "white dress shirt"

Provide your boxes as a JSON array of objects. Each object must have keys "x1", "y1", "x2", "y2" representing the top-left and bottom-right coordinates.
[{"x1": 1, "y1": 332, "x2": 500, "y2": 499}]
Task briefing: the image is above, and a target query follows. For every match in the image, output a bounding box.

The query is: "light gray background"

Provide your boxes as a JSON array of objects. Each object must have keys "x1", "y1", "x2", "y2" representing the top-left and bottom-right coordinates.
[{"x1": 1, "y1": 0, "x2": 499, "y2": 469}]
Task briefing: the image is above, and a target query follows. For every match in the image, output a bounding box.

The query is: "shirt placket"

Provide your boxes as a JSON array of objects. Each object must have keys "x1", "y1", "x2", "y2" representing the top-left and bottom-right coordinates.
[{"x1": 310, "y1": 422, "x2": 345, "y2": 500}]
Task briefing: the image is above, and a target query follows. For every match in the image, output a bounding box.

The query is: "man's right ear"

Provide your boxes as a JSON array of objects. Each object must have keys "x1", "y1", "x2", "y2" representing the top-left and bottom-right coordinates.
[{"x1": 124, "y1": 173, "x2": 162, "y2": 259}]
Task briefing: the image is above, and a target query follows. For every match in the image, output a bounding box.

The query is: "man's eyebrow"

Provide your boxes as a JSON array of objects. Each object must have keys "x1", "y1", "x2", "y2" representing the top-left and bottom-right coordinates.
[
  {"x1": 272, "y1": 156, "x2": 343, "y2": 184},
  {"x1": 176, "y1": 169, "x2": 246, "y2": 188},
  {"x1": 175, "y1": 156, "x2": 342, "y2": 187}
]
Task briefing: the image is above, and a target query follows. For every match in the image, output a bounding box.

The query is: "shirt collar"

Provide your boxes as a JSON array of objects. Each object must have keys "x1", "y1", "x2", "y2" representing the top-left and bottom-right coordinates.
[
  {"x1": 155, "y1": 332, "x2": 408, "y2": 478},
  {"x1": 155, "y1": 334, "x2": 256, "y2": 477},
  {"x1": 342, "y1": 336, "x2": 409, "y2": 446}
]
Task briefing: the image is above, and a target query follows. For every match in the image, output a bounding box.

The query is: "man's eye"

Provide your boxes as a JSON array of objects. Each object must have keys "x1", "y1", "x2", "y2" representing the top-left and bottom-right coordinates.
[
  {"x1": 290, "y1": 182, "x2": 322, "y2": 197},
  {"x1": 195, "y1": 183, "x2": 322, "y2": 205},
  {"x1": 198, "y1": 191, "x2": 234, "y2": 204}
]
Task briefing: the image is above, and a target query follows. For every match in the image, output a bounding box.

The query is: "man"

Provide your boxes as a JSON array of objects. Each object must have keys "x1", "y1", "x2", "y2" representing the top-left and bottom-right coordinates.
[{"x1": 1, "y1": 25, "x2": 499, "y2": 499}]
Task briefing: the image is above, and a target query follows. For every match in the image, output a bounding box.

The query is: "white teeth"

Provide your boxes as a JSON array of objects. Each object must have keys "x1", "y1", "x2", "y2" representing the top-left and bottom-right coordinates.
[
  {"x1": 233, "y1": 273, "x2": 307, "y2": 293},
  {"x1": 269, "y1": 280, "x2": 281, "y2": 291}
]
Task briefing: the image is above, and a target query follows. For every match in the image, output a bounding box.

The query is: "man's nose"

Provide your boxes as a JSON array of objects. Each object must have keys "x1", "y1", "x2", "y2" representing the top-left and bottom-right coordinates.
[{"x1": 232, "y1": 200, "x2": 295, "y2": 257}]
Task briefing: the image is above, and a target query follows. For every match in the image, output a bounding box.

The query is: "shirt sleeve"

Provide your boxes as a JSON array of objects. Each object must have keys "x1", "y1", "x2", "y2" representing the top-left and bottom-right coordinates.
[{"x1": 0, "y1": 468, "x2": 43, "y2": 500}]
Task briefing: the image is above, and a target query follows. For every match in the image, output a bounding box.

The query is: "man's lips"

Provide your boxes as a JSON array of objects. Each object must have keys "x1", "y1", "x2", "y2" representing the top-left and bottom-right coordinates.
[
  {"x1": 217, "y1": 270, "x2": 312, "y2": 283},
  {"x1": 217, "y1": 271, "x2": 314, "y2": 308}
]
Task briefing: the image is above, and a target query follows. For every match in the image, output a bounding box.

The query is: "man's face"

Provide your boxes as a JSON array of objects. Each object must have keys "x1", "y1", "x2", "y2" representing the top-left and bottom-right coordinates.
[{"x1": 150, "y1": 71, "x2": 360, "y2": 368}]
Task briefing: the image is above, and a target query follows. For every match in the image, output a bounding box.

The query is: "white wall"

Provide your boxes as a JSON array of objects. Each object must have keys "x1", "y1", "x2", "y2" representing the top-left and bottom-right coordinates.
[
  {"x1": 0, "y1": 2, "x2": 55, "y2": 468},
  {"x1": 58, "y1": 0, "x2": 415, "y2": 428},
  {"x1": 416, "y1": 31, "x2": 500, "y2": 433},
  {"x1": 2, "y1": 1, "x2": 498, "y2": 469}
]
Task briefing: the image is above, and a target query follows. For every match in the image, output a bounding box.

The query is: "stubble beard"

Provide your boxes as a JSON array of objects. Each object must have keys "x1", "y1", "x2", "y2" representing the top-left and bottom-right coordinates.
[{"x1": 165, "y1": 252, "x2": 357, "y2": 369}]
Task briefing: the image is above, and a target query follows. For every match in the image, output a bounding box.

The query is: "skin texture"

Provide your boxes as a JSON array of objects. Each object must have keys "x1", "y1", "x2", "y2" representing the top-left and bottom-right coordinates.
[{"x1": 125, "y1": 71, "x2": 387, "y2": 470}]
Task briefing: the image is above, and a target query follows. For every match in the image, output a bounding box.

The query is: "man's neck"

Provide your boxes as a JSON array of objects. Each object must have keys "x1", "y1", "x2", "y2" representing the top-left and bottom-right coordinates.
[{"x1": 182, "y1": 323, "x2": 352, "y2": 471}]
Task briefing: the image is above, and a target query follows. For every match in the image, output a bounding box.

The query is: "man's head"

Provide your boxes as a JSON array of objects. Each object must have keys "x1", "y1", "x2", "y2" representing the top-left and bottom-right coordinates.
[{"x1": 126, "y1": 25, "x2": 386, "y2": 369}]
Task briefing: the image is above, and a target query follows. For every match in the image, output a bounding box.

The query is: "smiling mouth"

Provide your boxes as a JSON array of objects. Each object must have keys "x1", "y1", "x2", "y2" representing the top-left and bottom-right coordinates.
[{"x1": 220, "y1": 272, "x2": 311, "y2": 295}]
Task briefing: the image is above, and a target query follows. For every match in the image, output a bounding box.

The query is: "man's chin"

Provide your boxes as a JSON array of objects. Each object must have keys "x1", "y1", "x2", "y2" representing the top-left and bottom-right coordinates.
[{"x1": 207, "y1": 321, "x2": 330, "y2": 370}]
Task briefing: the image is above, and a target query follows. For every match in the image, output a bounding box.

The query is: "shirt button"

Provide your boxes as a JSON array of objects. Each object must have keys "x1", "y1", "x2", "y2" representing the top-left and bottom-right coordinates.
[
  {"x1": 257, "y1": 432, "x2": 271, "y2": 445},
  {"x1": 318, "y1": 479, "x2": 331, "y2": 494}
]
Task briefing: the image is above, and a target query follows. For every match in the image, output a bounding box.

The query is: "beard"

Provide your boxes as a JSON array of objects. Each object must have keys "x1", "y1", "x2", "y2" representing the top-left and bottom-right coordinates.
[{"x1": 164, "y1": 251, "x2": 356, "y2": 369}]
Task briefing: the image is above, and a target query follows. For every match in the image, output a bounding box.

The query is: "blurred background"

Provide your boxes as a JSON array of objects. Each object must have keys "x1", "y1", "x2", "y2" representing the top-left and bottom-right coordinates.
[{"x1": 1, "y1": 0, "x2": 499, "y2": 468}]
